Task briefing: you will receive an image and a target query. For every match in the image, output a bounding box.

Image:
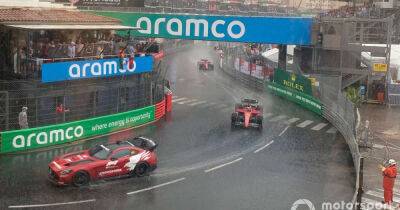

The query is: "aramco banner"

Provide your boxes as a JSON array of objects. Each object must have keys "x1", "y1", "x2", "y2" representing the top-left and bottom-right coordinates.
[
  {"x1": 274, "y1": 69, "x2": 312, "y2": 95},
  {"x1": 0, "y1": 106, "x2": 155, "y2": 153},
  {"x1": 42, "y1": 56, "x2": 153, "y2": 83},
  {"x1": 95, "y1": 12, "x2": 313, "y2": 45}
]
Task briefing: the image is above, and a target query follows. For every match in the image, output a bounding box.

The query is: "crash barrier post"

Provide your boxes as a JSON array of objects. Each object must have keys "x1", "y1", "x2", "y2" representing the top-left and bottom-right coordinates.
[
  {"x1": 165, "y1": 91, "x2": 173, "y2": 113},
  {"x1": 221, "y1": 48, "x2": 361, "y2": 209}
]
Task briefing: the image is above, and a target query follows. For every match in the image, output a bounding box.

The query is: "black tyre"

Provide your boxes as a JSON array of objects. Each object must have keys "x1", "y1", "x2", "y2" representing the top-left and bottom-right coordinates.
[
  {"x1": 72, "y1": 171, "x2": 90, "y2": 187},
  {"x1": 231, "y1": 113, "x2": 238, "y2": 129},
  {"x1": 134, "y1": 162, "x2": 149, "y2": 177},
  {"x1": 257, "y1": 116, "x2": 263, "y2": 131}
]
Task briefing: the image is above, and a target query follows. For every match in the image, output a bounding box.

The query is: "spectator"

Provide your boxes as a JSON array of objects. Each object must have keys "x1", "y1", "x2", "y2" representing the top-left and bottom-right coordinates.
[
  {"x1": 67, "y1": 41, "x2": 76, "y2": 59},
  {"x1": 96, "y1": 46, "x2": 104, "y2": 59},
  {"x1": 19, "y1": 48, "x2": 27, "y2": 76},
  {"x1": 56, "y1": 103, "x2": 69, "y2": 123},
  {"x1": 18, "y1": 106, "x2": 28, "y2": 129},
  {"x1": 13, "y1": 47, "x2": 18, "y2": 74},
  {"x1": 76, "y1": 40, "x2": 84, "y2": 56}
]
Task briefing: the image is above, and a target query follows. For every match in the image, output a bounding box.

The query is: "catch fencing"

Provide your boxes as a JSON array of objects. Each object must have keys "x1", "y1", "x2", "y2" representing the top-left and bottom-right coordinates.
[{"x1": 79, "y1": 6, "x2": 297, "y2": 17}]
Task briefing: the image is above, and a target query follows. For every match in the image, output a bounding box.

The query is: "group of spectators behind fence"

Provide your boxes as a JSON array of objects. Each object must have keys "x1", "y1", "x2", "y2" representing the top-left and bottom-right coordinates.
[
  {"x1": 12, "y1": 36, "x2": 159, "y2": 80},
  {"x1": 319, "y1": 5, "x2": 382, "y2": 18}
]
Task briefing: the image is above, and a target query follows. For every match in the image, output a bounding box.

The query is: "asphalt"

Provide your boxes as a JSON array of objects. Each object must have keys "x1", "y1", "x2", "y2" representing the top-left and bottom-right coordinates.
[{"x1": 0, "y1": 45, "x2": 355, "y2": 210}]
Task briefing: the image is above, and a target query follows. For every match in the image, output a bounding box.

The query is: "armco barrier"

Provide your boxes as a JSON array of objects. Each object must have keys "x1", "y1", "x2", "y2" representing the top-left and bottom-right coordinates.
[
  {"x1": 221, "y1": 55, "x2": 361, "y2": 209},
  {"x1": 155, "y1": 99, "x2": 166, "y2": 120},
  {"x1": 267, "y1": 83, "x2": 322, "y2": 116},
  {"x1": 0, "y1": 98, "x2": 168, "y2": 154}
]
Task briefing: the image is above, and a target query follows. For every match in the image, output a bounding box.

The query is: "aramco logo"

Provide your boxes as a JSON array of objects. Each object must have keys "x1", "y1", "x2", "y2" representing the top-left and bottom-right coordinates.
[{"x1": 136, "y1": 17, "x2": 246, "y2": 39}]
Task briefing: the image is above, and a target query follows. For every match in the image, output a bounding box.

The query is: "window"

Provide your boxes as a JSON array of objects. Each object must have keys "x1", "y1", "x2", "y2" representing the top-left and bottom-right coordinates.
[{"x1": 111, "y1": 149, "x2": 131, "y2": 159}]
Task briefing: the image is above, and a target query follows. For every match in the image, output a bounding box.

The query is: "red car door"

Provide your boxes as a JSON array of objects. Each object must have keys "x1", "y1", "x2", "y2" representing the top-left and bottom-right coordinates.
[
  {"x1": 95, "y1": 149, "x2": 128, "y2": 179},
  {"x1": 109, "y1": 149, "x2": 134, "y2": 176},
  {"x1": 93, "y1": 159, "x2": 114, "y2": 179}
]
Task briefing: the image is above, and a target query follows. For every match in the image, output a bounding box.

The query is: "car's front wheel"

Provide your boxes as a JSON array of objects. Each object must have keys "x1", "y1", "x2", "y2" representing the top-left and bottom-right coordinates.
[{"x1": 72, "y1": 171, "x2": 90, "y2": 187}]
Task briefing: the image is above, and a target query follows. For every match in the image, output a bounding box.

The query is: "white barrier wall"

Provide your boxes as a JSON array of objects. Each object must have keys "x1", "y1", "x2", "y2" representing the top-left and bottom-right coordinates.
[{"x1": 0, "y1": 0, "x2": 75, "y2": 9}]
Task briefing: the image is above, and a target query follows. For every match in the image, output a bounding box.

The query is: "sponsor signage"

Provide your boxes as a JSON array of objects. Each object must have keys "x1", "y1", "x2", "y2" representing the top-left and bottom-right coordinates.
[
  {"x1": 96, "y1": 12, "x2": 313, "y2": 45},
  {"x1": 42, "y1": 56, "x2": 154, "y2": 83},
  {"x1": 0, "y1": 106, "x2": 155, "y2": 153},
  {"x1": 373, "y1": 63, "x2": 388, "y2": 72},
  {"x1": 274, "y1": 69, "x2": 312, "y2": 95},
  {"x1": 267, "y1": 82, "x2": 322, "y2": 115}
]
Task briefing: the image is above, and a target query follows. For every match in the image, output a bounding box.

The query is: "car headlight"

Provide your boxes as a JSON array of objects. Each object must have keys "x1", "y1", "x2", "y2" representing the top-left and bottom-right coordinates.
[{"x1": 60, "y1": 169, "x2": 72, "y2": 175}]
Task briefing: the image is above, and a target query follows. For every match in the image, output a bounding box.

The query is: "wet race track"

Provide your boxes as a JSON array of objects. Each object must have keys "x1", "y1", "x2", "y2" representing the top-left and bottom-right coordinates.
[{"x1": 0, "y1": 46, "x2": 355, "y2": 210}]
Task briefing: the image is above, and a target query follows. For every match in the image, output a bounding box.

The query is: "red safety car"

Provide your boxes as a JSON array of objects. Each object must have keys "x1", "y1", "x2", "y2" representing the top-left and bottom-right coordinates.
[
  {"x1": 197, "y1": 59, "x2": 214, "y2": 71},
  {"x1": 231, "y1": 99, "x2": 263, "y2": 130},
  {"x1": 48, "y1": 136, "x2": 157, "y2": 187}
]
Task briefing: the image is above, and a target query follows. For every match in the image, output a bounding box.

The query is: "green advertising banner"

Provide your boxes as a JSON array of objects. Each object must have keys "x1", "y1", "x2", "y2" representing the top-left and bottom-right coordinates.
[
  {"x1": 274, "y1": 69, "x2": 312, "y2": 96},
  {"x1": 0, "y1": 106, "x2": 155, "y2": 153},
  {"x1": 267, "y1": 82, "x2": 322, "y2": 115},
  {"x1": 94, "y1": 12, "x2": 313, "y2": 45}
]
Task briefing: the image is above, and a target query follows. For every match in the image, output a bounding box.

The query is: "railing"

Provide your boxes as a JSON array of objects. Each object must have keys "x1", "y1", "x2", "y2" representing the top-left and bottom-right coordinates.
[
  {"x1": 221, "y1": 45, "x2": 361, "y2": 209},
  {"x1": 388, "y1": 83, "x2": 400, "y2": 106},
  {"x1": 78, "y1": 6, "x2": 298, "y2": 17}
]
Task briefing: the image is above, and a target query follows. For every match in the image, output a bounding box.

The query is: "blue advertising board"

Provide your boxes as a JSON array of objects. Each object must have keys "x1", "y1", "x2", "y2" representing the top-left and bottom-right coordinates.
[
  {"x1": 96, "y1": 12, "x2": 313, "y2": 45},
  {"x1": 42, "y1": 56, "x2": 154, "y2": 83}
]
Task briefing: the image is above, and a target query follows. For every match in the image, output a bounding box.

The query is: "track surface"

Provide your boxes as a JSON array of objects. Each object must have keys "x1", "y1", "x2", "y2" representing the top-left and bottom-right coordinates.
[{"x1": 0, "y1": 46, "x2": 355, "y2": 210}]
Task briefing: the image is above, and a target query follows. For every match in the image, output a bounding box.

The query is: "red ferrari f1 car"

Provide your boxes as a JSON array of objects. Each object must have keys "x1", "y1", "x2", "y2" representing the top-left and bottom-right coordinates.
[
  {"x1": 231, "y1": 99, "x2": 263, "y2": 130},
  {"x1": 48, "y1": 137, "x2": 157, "y2": 187},
  {"x1": 197, "y1": 59, "x2": 214, "y2": 71}
]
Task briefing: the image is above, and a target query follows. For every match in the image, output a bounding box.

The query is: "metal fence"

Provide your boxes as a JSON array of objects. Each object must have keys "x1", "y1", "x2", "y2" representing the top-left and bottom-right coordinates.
[
  {"x1": 78, "y1": 6, "x2": 298, "y2": 17},
  {"x1": 0, "y1": 39, "x2": 196, "y2": 132},
  {"x1": 0, "y1": 73, "x2": 165, "y2": 131},
  {"x1": 221, "y1": 44, "x2": 361, "y2": 208}
]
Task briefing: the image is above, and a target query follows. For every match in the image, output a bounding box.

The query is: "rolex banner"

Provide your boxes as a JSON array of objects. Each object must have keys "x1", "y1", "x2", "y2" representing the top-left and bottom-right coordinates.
[{"x1": 273, "y1": 69, "x2": 312, "y2": 96}]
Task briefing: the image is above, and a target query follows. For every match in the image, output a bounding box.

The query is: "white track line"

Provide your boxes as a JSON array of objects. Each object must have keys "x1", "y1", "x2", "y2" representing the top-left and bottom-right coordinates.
[
  {"x1": 177, "y1": 99, "x2": 197, "y2": 105},
  {"x1": 279, "y1": 126, "x2": 290, "y2": 136},
  {"x1": 126, "y1": 178, "x2": 186, "y2": 195},
  {"x1": 9, "y1": 199, "x2": 96, "y2": 209},
  {"x1": 254, "y1": 140, "x2": 274, "y2": 153},
  {"x1": 296, "y1": 120, "x2": 313, "y2": 128},
  {"x1": 172, "y1": 97, "x2": 187, "y2": 103},
  {"x1": 204, "y1": 158, "x2": 243, "y2": 173},
  {"x1": 311, "y1": 123, "x2": 328, "y2": 131},
  {"x1": 365, "y1": 190, "x2": 400, "y2": 203},
  {"x1": 269, "y1": 115, "x2": 287, "y2": 122},
  {"x1": 326, "y1": 127, "x2": 337, "y2": 134},
  {"x1": 285, "y1": 118, "x2": 300, "y2": 124},
  {"x1": 202, "y1": 102, "x2": 217, "y2": 108},
  {"x1": 188, "y1": 101, "x2": 207, "y2": 106}
]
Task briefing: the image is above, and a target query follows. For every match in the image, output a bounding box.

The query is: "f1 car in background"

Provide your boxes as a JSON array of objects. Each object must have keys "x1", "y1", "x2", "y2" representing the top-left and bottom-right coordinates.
[
  {"x1": 197, "y1": 59, "x2": 214, "y2": 71},
  {"x1": 231, "y1": 99, "x2": 263, "y2": 130},
  {"x1": 48, "y1": 136, "x2": 157, "y2": 187}
]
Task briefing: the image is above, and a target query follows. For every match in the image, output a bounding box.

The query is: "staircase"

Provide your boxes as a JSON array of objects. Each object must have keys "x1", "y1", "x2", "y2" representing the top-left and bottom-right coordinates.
[{"x1": 0, "y1": 0, "x2": 76, "y2": 10}]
